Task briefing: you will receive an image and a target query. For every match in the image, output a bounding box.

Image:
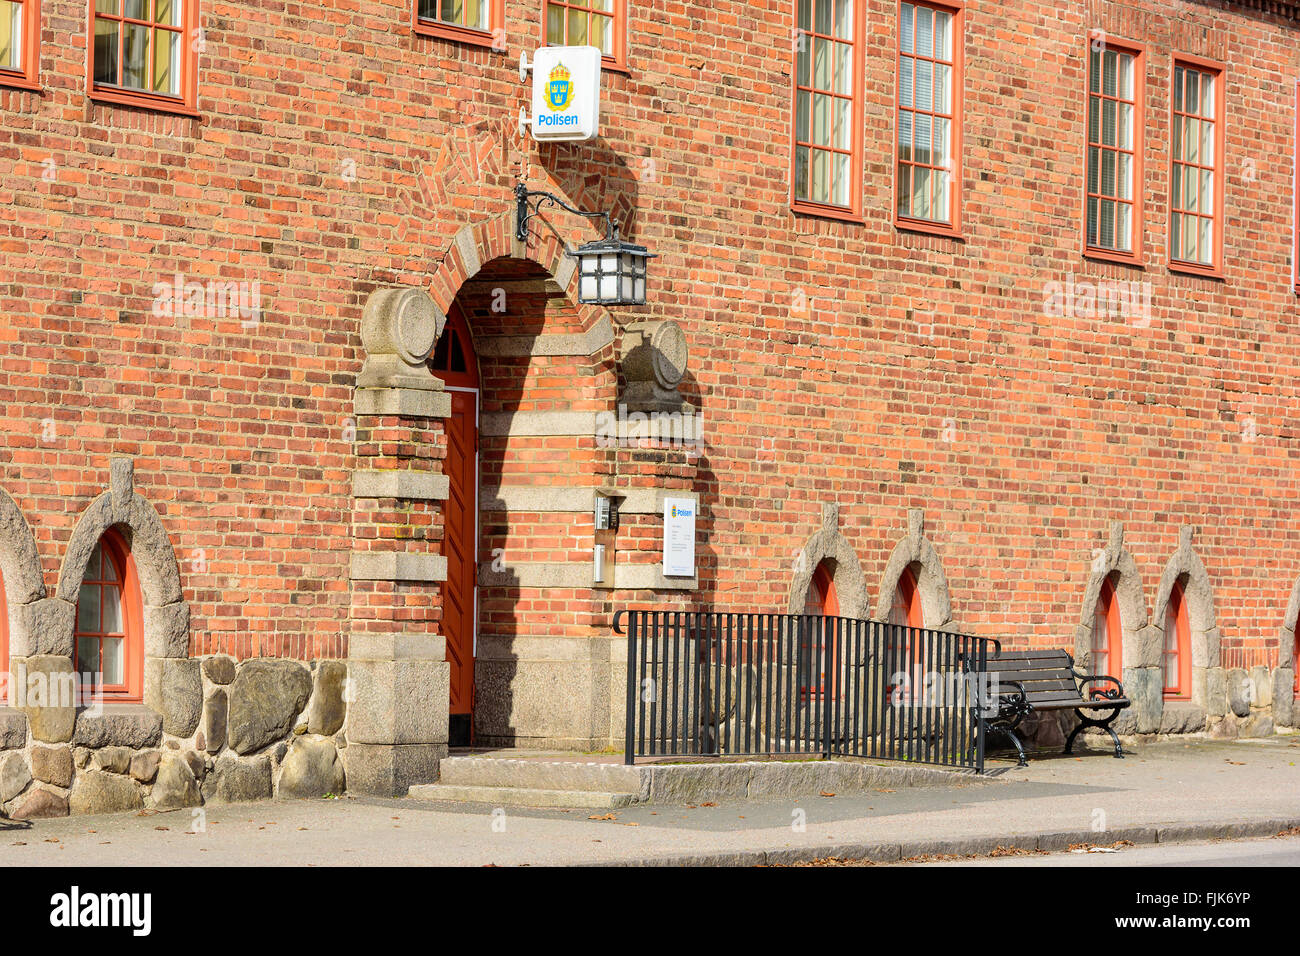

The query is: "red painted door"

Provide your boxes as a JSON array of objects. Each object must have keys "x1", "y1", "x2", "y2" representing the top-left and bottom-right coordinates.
[
  {"x1": 443, "y1": 389, "x2": 478, "y2": 718},
  {"x1": 432, "y1": 303, "x2": 480, "y2": 738}
]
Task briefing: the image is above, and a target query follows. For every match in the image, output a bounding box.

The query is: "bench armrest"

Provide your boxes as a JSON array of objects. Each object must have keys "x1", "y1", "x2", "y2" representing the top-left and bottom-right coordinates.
[{"x1": 1076, "y1": 674, "x2": 1125, "y2": 700}]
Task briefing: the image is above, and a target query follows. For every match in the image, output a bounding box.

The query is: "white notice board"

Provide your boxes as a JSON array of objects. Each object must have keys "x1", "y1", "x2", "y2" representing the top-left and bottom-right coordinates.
[{"x1": 663, "y1": 498, "x2": 696, "y2": 578}]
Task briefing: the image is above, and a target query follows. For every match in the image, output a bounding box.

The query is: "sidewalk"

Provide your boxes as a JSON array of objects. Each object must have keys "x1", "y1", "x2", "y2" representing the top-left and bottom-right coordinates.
[{"x1": 1, "y1": 737, "x2": 1296, "y2": 866}]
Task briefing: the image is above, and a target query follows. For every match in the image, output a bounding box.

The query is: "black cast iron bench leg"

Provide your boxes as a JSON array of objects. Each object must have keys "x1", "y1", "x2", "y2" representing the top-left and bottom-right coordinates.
[
  {"x1": 989, "y1": 724, "x2": 1029, "y2": 767},
  {"x1": 1064, "y1": 707, "x2": 1124, "y2": 759}
]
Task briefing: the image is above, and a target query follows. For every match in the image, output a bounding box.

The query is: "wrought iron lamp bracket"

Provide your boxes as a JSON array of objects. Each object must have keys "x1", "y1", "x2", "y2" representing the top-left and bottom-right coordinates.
[{"x1": 515, "y1": 182, "x2": 619, "y2": 249}]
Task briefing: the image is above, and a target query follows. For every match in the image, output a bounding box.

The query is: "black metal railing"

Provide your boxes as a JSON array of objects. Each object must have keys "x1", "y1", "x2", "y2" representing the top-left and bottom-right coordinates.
[{"x1": 615, "y1": 609, "x2": 999, "y2": 772}]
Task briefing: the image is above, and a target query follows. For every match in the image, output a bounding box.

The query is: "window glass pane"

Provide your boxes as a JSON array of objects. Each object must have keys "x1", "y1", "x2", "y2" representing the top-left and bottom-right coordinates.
[
  {"x1": 897, "y1": 162, "x2": 912, "y2": 216},
  {"x1": 1184, "y1": 118, "x2": 1198, "y2": 164},
  {"x1": 813, "y1": 36, "x2": 829, "y2": 88},
  {"x1": 591, "y1": 13, "x2": 612, "y2": 53},
  {"x1": 102, "y1": 585, "x2": 123, "y2": 634},
  {"x1": 153, "y1": 26, "x2": 178, "y2": 93},
  {"x1": 796, "y1": 89, "x2": 810, "y2": 142},
  {"x1": 1183, "y1": 213, "x2": 1197, "y2": 260},
  {"x1": 915, "y1": 5, "x2": 932, "y2": 58},
  {"x1": 125, "y1": 0, "x2": 147, "y2": 19},
  {"x1": 914, "y1": 112, "x2": 931, "y2": 162},
  {"x1": 1183, "y1": 163, "x2": 1196, "y2": 210},
  {"x1": 1102, "y1": 49, "x2": 1116, "y2": 97},
  {"x1": 1099, "y1": 200, "x2": 1114, "y2": 247},
  {"x1": 1197, "y1": 216, "x2": 1212, "y2": 263},
  {"x1": 933, "y1": 115, "x2": 949, "y2": 167},
  {"x1": 1170, "y1": 211, "x2": 1183, "y2": 257},
  {"x1": 94, "y1": 17, "x2": 119, "y2": 84},
  {"x1": 546, "y1": 3, "x2": 565, "y2": 44},
  {"x1": 898, "y1": 108, "x2": 912, "y2": 161},
  {"x1": 914, "y1": 58, "x2": 932, "y2": 112},
  {"x1": 1116, "y1": 152, "x2": 1131, "y2": 200},
  {"x1": 96, "y1": 0, "x2": 119, "y2": 12},
  {"x1": 1200, "y1": 120, "x2": 1214, "y2": 166},
  {"x1": 1087, "y1": 145, "x2": 1098, "y2": 194},
  {"x1": 1101, "y1": 98, "x2": 1115, "y2": 146},
  {"x1": 833, "y1": 41, "x2": 851, "y2": 95},
  {"x1": 794, "y1": 146, "x2": 810, "y2": 200},
  {"x1": 797, "y1": 42, "x2": 810, "y2": 87},
  {"x1": 1200, "y1": 72, "x2": 1214, "y2": 118},
  {"x1": 87, "y1": 543, "x2": 103, "y2": 580},
  {"x1": 123, "y1": 21, "x2": 149, "y2": 89},
  {"x1": 78, "y1": 584, "x2": 101, "y2": 633},
  {"x1": 78, "y1": 638, "x2": 101, "y2": 681},
  {"x1": 913, "y1": 165, "x2": 930, "y2": 218},
  {"x1": 1087, "y1": 95, "x2": 1099, "y2": 143},
  {"x1": 1089, "y1": 48, "x2": 1101, "y2": 94},
  {"x1": 934, "y1": 167, "x2": 949, "y2": 221},
  {"x1": 1199, "y1": 169, "x2": 1213, "y2": 215},
  {"x1": 1171, "y1": 111, "x2": 1182, "y2": 159},
  {"x1": 1116, "y1": 102, "x2": 1132, "y2": 149},
  {"x1": 899, "y1": 57, "x2": 913, "y2": 108},
  {"x1": 833, "y1": 0, "x2": 853, "y2": 40},
  {"x1": 934, "y1": 62, "x2": 951, "y2": 114},
  {"x1": 812, "y1": 92, "x2": 831, "y2": 146},
  {"x1": 1116, "y1": 202, "x2": 1131, "y2": 251},
  {"x1": 1100, "y1": 148, "x2": 1115, "y2": 196},
  {"x1": 832, "y1": 152, "x2": 850, "y2": 206},
  {"x1": 102, "y1": 638, "x2": 124, "y2": 686},
  {"x1": 1185, "y1": 70, "x2": 1198, "y2": 116},
  {"x1": 154, "y1": 0, "x2": 180, "y2": 26},
  {"x1": 1173, "y1": 65, "x2": 1184, "y2": 111},
  {"x1": 811, "y1": 149, "x2": 829, "y2": 203},
  {"x1": 935, "y1": 9, "x2": 951, "y2": 60},
  {"x1": 0, "y1": 0, "x2": 20, "y2": 71},
  {"x1": 798, "y1": 0, "x2": 812, "y2": 31},
  {"x1": 1118, "y1": 51, "x2": 1132, "y2": 99},
  {"x1": 833, "y1": 96, "x2": 850, "y2": 150},
  {"x1": 440, "y1": 0, "x2": 463, "y2": 24},
  {"x1": 814, "y1": 0, "x2": 831, "y2": 35},
  {"x1": 567, "y1": 8, "x2": 587, "y2": 46},
  {"x1": 900, "y1": 3, "x2": 914, "y2": 55}
]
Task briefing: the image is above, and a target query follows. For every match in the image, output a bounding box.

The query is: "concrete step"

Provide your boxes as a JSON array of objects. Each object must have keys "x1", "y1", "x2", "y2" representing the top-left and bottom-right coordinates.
[
  {"x1": 408, "y1": 783, "x2": 640, "y2": 809},
  {"x1": 437, "y1": 756, "x2": 644, "y2": 794}
]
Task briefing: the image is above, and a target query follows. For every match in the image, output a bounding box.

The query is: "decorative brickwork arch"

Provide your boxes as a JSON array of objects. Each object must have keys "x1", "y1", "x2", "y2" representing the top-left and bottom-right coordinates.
[
  {"x1": 55, "y1": 460, "x2": 189, "y2": 663},
  {"x1": 786, "y1": 503, "x2": 868, "y2": 620},
  {"x1": 426, "y1": 210, "x2": 617, "y2": 341},
  {"x1": 0, "y1": 487, "x2": 45, "y2": 697},
  {"x1": 1153, "y1": 526, "x2": 1219, "y2": 709},
  {"x1": 873, "y1": 509, "x2": 954, "y2": 629}
]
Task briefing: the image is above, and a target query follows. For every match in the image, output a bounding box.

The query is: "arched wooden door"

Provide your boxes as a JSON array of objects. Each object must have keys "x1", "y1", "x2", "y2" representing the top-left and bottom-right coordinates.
[{"x1": 432, "y1": 302, "x2": 480, "y2": 746}]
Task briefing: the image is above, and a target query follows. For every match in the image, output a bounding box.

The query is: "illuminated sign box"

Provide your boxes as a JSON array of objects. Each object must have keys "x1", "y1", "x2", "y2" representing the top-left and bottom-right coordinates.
[{"x1": 529, "y1": 46, "x2": 602, "y2": 143}]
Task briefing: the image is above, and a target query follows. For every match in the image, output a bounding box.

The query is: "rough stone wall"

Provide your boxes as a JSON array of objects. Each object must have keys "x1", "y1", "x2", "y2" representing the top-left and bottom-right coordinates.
[
  {"x1": 1, "y1": 0, "x2": 1299, "y2": 759},
  {"x1": 1, "y1": 656, "x2": 347, "y2": 818}
]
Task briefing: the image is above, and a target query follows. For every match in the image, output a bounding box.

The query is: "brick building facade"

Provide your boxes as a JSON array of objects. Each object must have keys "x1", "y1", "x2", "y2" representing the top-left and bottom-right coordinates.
[{"x1": 1, "y1": 0, "x2": 1298, "y2": 814}]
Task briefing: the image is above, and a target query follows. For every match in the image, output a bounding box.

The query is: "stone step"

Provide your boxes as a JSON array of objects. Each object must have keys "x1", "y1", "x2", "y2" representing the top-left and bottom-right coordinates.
[
  {"x1": 437, "y1": 757, "x2": 644, "y2": 794},
  {"x1": 408, "y1": 783, "x2": 640, "y2": 809}
]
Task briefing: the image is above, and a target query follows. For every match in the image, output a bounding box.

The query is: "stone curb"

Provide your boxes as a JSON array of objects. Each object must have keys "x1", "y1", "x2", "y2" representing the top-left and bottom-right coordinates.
[{"x1": 587, "y1": 817, "x2": 1300, "y2": 867}]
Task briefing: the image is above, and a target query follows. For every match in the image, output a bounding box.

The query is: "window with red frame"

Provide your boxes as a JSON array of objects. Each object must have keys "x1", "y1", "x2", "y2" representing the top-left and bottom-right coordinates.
[
  {"x1": 74, "y1": 533, "x2": 143, "y2": 702},
  {"x1": 89, "y1": 0, "x2": 198, "y2": 112},
  {"x1": 415, "y1": 0, "x2": 504, "y2": 46},
  {"x1": 1091, "y1": 574, "x2": 1122, "y2": 682},
  {"x1": 1086, "y1": 37, "x2": 1143, "y2": 259},
  {"x1": 1170, "y1": 60, "x2": 1224, "y2": 272},
  {"x1": 799, "y1": 562, "x2": 838, "y2": 696},
  {"x1": 1162, "y1": 579, "x2": 1192, "y2": 699},
  {"x1": 544, "y1": 1, "x2": 625, "y2": 67},
  {"x1": 896, "y1": 0, "x2": 961, "y2": 232},
  {"x1": 887, "y1": 564, "x2": 923, "y2": 699},
  {"x1": 793, "y1": 0, "x2": 862, "y2": 216},
  {"x1": 0, "y1": 0, "x2": 40, "y2": 90}
]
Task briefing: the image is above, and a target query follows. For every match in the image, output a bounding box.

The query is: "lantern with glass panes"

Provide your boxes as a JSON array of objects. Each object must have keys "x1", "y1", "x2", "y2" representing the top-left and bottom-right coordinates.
[{"x1": 515, "y1": 182, "x2": 655, "y2": 306}]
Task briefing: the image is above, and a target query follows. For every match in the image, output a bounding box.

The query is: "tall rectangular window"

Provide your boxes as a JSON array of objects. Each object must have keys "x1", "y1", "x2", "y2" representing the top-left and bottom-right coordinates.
[
  {"x1": 0, "y1": 0, "x2": 40, "y2": 90},
  {"x1": 414, "y1": 0, "x2": 504, "y2": 47},
  {"x1": 544, "y1": 1, "x2": 626, "y2": 69},
  {"x1": 792, "y1": 0, "x2": 862, "y2": 218},
  {"x1": 1170, "y1": 59, "x2": 1224, "y2": 274},
  {"x1": 896, "y1": 0, "x2": 961, "y2": 234},
  {"x1": 1085, "y1": 36, "x2": 1143, "y2": 262},
  {"x1": 89, "y1": 0, "x2": 199, "y2": 114}
]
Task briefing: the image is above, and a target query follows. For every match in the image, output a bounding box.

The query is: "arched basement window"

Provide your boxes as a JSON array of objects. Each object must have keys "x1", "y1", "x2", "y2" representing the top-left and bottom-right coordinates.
[
  {"x1": 1163, "y1": 578, "x2": 1192, "y2": 699},
  {"x1": 74, "y1": 531, "x2": 143, "y2": 702},
  {"x1": 799, "y1": 561, "x2": 838, "y2": 697},
  {"x1": 887, "y1": 564, "x2": 923, "y2": 699},
  {"x1": 1091, "y1": 573, "x2": 1122, "y2": 679}
]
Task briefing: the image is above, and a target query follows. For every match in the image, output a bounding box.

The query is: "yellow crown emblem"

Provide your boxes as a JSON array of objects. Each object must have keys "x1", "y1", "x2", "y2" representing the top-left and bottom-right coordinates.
[{"x1": 550, "y1": 64, "x2": 571, "y2": 81}]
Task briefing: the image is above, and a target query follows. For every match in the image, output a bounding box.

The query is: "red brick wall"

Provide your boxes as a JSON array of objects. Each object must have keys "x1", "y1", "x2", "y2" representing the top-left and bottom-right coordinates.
[{"x1": 2, "y1": 0, "x2": 1299, "y2": 665}]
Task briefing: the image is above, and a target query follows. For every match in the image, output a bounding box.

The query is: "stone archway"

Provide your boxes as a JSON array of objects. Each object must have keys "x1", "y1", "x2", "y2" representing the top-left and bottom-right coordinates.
[
  {"x1": 0, "y1": 486, "x2": 48, "y2": 660},
  {"x1": 872, "y1": 509, "x2": 954, "y2": 629},
  {"x1": 785, "y1": 503, "x2": 869, "y2": 619},
  {"x1": 1074, "y1": 522, "x2": 1156, "y2": 733},
  {"x1": 1152, "y1": 526, "x2": 1220, "y2": 730}
]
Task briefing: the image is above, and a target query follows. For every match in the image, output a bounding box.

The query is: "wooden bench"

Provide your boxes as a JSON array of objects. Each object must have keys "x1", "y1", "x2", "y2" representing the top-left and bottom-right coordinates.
[{"x1": 984, "y1": 649, "x2": 1129, "y2": 766}]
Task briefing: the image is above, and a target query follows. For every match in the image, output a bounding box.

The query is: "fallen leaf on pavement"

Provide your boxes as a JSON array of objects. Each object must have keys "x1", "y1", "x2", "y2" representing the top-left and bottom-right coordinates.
[
  {"x1": 589, "y1": 813, "x2": 617, "y2": 821},
  {"x1": 819, "y1": 791, "x2": 836, "y2": 798}
]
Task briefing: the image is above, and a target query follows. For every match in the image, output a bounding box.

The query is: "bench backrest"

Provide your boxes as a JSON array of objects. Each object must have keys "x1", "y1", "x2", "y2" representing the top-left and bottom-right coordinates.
[{"x1": 988, "y1": 649, "x2": 1084, "y2": 707}]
